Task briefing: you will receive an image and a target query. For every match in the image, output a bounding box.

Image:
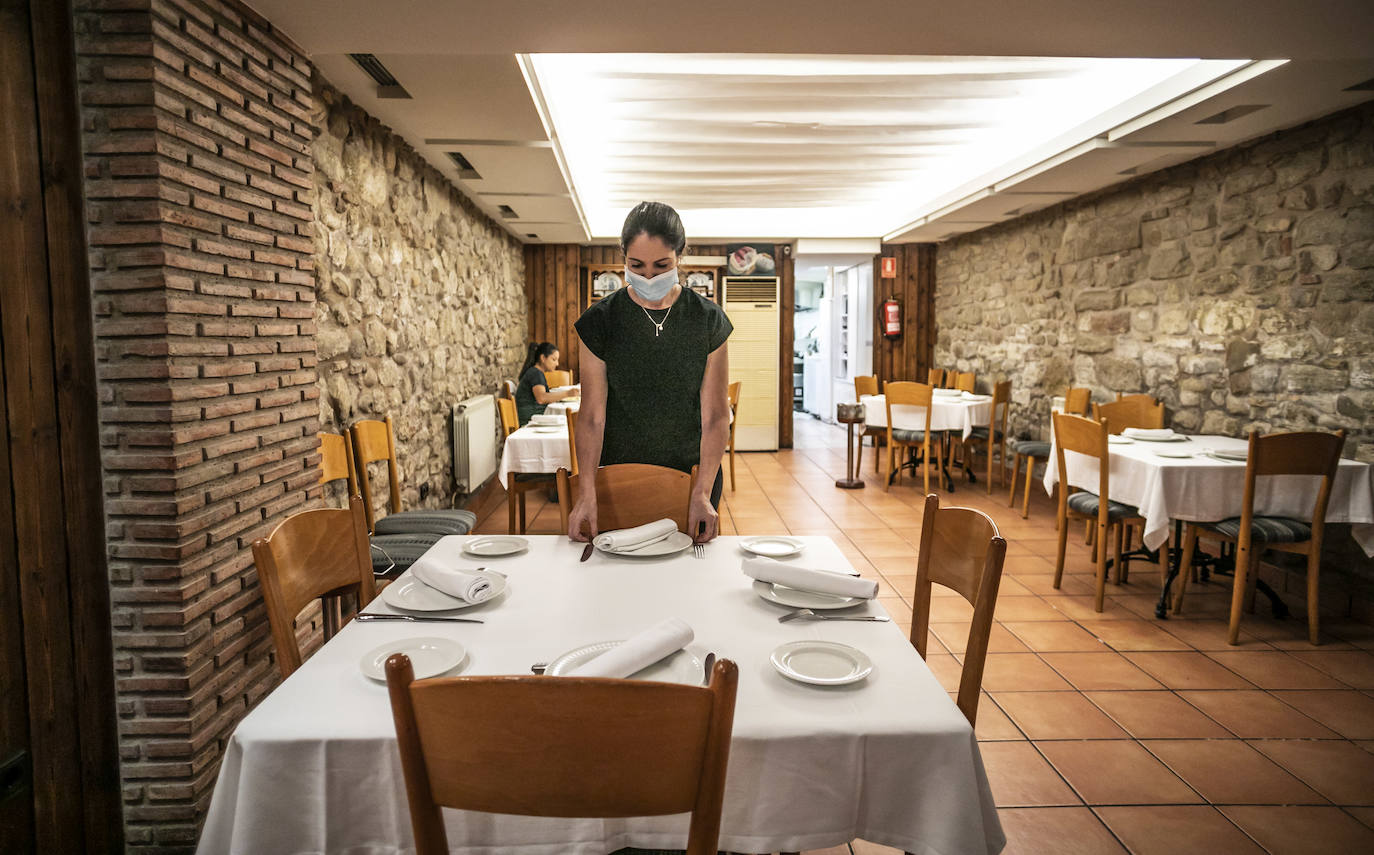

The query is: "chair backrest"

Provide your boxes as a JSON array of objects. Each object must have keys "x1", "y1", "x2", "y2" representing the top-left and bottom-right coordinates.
[
  {"x1": 252, "y1": 496, "x2": 377, "y2": 679},
  {"x1": 497, "y1": 398, "x2": 519, "y2": 437},
  {"x1": 1064, "y1": 386, "x2": 1091, "y2": 417},
  {"x1": 350, "y1": 416, "x2": 403, "y2": 532},
  {"x1": 318, "y1": 431, "x2": 357, "y2": 494},
  {"x1": 909, "y1": 494, "x2": 1005, "y2": 726},
  {"x1": 386, "y1": 655, "x2": 739, "y2": 855},
  {"x1": 927, "y1": 368, "x2": 946, "y2": 387},
  {"x1": 1093, "y1": 396, "x2": 1164, "y2": 432},
  {"x1": 556, "y1": 463, "x2": 695, "y2": 534},
  {"x1": 1239, "y1": 429, "x2": 1346, "y2": 547},
  {"x1": 500, "y1": 379, "x2": 516, "y2": 401},
  {"x1": 991, "y1": 380, "x2": 1012, "y2": 436},
  {"x1": 1052, "y1": 412, "x2": 1112, "y2": 520},
  {"x1": 953, "y1": 372, "x2": 976, "y2": 393},
  {"x1": 566, "y1": 407, "x2": 580, "y2": 476},
  {"x1": 883, "y1": 381, "x2": 934, "y2": 437},
  {"x1": 545, "y1": 369, "x2": 573, "y2": 388},
  {"x1": 854, "y1": 375, "x2": 878, "y2": 398},
  {"x1": 727, "y1": 380, "x2": 742, "y2": 410}
]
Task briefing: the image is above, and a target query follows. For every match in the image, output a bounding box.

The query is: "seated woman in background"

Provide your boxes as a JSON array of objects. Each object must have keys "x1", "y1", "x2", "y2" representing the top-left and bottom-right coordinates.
[{"x1": 515, "y1": 341, "x2": 576, "y2": 425}]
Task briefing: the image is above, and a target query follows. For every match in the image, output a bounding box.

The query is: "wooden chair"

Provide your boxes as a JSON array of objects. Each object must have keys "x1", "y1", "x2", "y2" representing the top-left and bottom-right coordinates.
[
  {"x1": 909, "y1": 494, "x2": 1006, "y2": 726},
  {"x1": 726, "y1": 381, "x2": 741, "y2": 490},
  {"x1": 566, "y1": 406, "x2": 580, "y2": 477},
  {"x1": 252, "y1": 495, "x2": 378, "y2": 679},
  {"x1": 556, "y1": 463, "x2": 695, "y2": 535},
  {"x1": 963, "y1": 380, "x2": 1011, "y2": 495},
  {"x1": 884, "y1": 381, "x2": 941, "y2": 494},
  {"x1": 953, "y1": 372, "x2": 976, "y2": 393},
  {"x1": 385, "y1": 654, "x2": 738, "y2": 855},
  {"x1": 1052, "y1": 412, "x2": 1146, "y2": 612},
  {"x1": 545, "y1": 369, "x2": 573, "y2": 388},
  {"x1": 351, "y1": 416, "x2": 477, "y2": 537},
  {"x1": 1174, "y1": 430, "x2": 1346, "y2": 645},
  {"x1": 854, "y1": 375, "x2": 883, "y2": 474},
  {"x1": 499, "y1": 379, "x2": 516, "y2": 401},
  {"x1": 1006, "y1": 386, "x2": 1092, "y2": 519},
  {"x1": 1092, "y1": 395, "x2": 1164, "y2": 432},
  {"x1": 498, "y1": 398, "x2": 555, "y2": 534},
  {"x1": 320, "y1": 431, "x2": 439, "y2": 576},
  {"x1": 927, "y1": 368, "x2": 946, "y2": 388}
]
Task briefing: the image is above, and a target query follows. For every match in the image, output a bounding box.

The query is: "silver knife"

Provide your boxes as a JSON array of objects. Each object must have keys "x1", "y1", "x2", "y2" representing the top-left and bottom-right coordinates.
[{"x1": 356, "y1": 613, "x2": 484, "y2": 624}]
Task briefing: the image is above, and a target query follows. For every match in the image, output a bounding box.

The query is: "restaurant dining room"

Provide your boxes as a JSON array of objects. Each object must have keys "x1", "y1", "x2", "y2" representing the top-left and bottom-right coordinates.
[{"x1": 5, "y1": 1, "x2": 1374, "y2": 854}]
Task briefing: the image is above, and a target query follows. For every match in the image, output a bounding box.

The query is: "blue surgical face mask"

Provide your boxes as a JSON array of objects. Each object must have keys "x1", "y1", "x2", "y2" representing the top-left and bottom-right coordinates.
[{"x1": 625, "y1": 266, "x2": 678, "y2": 301}]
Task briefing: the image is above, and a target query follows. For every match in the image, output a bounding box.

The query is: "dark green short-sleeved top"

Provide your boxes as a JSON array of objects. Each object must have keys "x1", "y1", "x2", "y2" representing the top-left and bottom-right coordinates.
[{"x1": 575, "y1": 286, "x2": 732, "y2": 474}]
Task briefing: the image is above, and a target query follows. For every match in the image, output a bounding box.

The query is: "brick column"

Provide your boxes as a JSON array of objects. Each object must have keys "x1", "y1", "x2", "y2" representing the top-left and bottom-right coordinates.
[{"x1": 75, "y1": 0, "x2": 322, "y2": 849}]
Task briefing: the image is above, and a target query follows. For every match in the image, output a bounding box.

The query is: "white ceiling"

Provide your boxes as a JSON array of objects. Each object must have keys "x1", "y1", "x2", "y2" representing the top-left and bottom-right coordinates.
[{"x1": 252, "y1": 1, "x2": 1374, "y2": 244}]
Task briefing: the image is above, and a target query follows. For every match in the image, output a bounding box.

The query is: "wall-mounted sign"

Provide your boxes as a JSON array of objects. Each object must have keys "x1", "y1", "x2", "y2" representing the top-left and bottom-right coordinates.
[{"x1": 880, "y1": 256, "x2": 897, "y2": 278}]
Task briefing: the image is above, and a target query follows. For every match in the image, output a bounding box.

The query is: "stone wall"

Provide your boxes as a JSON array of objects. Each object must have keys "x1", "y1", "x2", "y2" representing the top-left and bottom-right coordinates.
[
  {"x1": 936, "y1": 101, "x2": 1374, "y2": 463},
  {"x1": 311, "y1": 78, "x2": 527, "y2": 511}
]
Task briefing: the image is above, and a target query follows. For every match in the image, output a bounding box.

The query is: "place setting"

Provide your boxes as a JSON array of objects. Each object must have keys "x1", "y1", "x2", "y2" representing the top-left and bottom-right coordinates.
[
  {"x1": 589, "y1": 518, "x2": 696, "y2": 559},
  {"x1": 533, "y1": 617, "x2": 710, "y2": 684}
]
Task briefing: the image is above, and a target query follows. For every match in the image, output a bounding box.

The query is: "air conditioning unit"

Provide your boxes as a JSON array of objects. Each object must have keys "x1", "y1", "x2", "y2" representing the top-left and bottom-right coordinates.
[{"x1": 722, "y1": 276, "x2": 779, "y2": 451}]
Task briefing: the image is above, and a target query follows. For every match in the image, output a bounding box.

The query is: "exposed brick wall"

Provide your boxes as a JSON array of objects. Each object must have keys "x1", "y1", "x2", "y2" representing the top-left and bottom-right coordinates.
[{"x1": 75, "y1": 0, "x2": 322, "y2": 849}]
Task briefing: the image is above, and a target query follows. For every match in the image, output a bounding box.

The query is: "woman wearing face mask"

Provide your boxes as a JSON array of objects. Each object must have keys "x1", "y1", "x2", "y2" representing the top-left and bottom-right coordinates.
[
  {"x1": 515, "y1": 341, "x2": 576, "y2": 426},
  {"x1": 568, "y1": 201, "x2": 732, "y2": 544}
]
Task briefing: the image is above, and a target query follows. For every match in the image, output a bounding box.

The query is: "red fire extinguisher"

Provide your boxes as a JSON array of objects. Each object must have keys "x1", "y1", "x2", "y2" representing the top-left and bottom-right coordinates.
[{"x1": 882, "y1": 297, "x2": 902, "y2": 339}]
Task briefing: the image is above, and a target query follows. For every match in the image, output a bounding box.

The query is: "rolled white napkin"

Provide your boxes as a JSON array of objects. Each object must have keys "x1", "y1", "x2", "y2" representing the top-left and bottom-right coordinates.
[
  {"x1": 528, "y1": 414, "x2": 563, "y2": 426},
  {"x1": 593, "y1": 518, "x2": 678, "y2": 552},
  {"x1": 567, "y1": 617, "x2": 694, "y2": 679},
  {"x1": 410, "y1": 557, "x2": 495, "y2": 603},
  {"x1": 1122, "y1": 427, "x2": 1175, "y2": 440},
  {"x1": 743, "y1": 556, "x2": 878, "y2": 599}
]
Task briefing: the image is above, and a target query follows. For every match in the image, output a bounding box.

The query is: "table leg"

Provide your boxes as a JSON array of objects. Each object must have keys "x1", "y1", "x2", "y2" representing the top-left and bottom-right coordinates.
[{"x1": 1155, "y1": 519, "x2": 1184, "y2": 619}]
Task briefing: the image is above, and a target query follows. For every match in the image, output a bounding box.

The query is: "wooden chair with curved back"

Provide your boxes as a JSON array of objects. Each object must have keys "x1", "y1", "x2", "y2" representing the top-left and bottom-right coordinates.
[
  {"x1": 544, "y1": 369, "x2": 573, "y2": 388},
  {"x1": 1174, "y1": 429, "x2": 1346, "y2": 645},
  {"x1": 927, "y1": 368, "x2": 946, "y2": 388},
  {"x1": 497, "y1": 398, "x2": 555, "y2": 534},
  {"x1": 1006, "y1": 386, "x2": 1092, "y2": 519},
  {"x1": 351, "y1": 416, "x2": 477, "y2": 538},
  {"x1": 1052, "y1": 413, "x2": 1146, "y2": 612},
  {"x1": 556, "y1": 463, "x2": 696, "y2": 535},
  {"x1": 726, "y1": 381, "x2": 741, "y2": 490},
  {"x1": 252, "y1": 495, "x2": 378, "y2": 679},
  {"x1": 884, "y1": 381, "x2": 941, "y2": 494},
  {"x1": 565, "y1": 406, "x2": 580, "y2": 477},
  {"x1": 909, "y1": 494, "x2": 1006, "y2": 726},
  {"x1": 1092, "y1": 395, "x2": 1164, "y2": 433},
  {"x1": 385, "y1": 655, "x2": 739, "y2": 855},
  {"x1": 500, "y1": 379, "x2": 516, "y2": 401},
  {"x1": 963, "y1": 380, "x2": 1011, "y2": 495},
  {"x1": 953, "y1": 372, "x2": 976, "y2": 393},
  {"x1": 853, "y1": 374, "x2": 884, "y2": 474}
]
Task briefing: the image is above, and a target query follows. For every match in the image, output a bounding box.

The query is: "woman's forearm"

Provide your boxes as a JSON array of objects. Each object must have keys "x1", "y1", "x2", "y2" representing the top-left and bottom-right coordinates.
[
  {"x1": 575, "y1": 413, "x2": 605, "y2": 497},
  {"x1": 694, "y1": 412, "x2": 729, "y2": 497}
]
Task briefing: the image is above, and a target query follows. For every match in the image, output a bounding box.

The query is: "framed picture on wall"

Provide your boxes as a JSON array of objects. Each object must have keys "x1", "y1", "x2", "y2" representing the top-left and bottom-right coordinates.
[
  {"x1": 682, "y1": 266, "x2": 716, "y2": 298},
  {"x1": 726, "y1": 243, "x2": 777, "y2": 276}
]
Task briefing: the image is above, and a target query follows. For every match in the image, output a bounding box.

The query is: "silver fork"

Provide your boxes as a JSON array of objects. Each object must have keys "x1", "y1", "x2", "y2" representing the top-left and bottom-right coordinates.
[
  {"x1": 693, "y1": 541, "x2": 705, "y2": 559},
  {"x1": 778, "y1": 608, "x2": 890, "y2": 623}
]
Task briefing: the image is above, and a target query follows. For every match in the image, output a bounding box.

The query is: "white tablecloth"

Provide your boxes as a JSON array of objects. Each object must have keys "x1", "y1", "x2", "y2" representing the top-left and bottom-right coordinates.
[
  {"x1": 197, "y1": 536, "x2": 1004, "y2": 855},
  {"x1": 544, "y1": 399, "x2": 580, "y2": 417},
  {"x1": 497, "y1": 423, "x2": 571, "y2": 488},
  {"x1": 860, "y1": 393, "x2": 992, "y2": 440},
  {"x1": 1043, "y1": 433, "x2": 1374, "y2": 555}
]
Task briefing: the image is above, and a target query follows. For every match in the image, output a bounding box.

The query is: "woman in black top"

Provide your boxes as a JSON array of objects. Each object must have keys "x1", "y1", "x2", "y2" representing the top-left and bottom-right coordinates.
[
  {"x1": 568, "y1": 202, "x2": 733, "y2": 543},
  {"x1": 514, "y1": 342, "x2": 576, "y2": 425}
]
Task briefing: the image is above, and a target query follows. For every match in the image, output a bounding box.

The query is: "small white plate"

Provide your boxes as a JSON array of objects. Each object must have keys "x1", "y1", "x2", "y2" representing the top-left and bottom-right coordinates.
[
  {"x1": 1154, "y1": 450, "x2": 1195, "y2": 459},
  {"x1": 1130, "y1": 434, "x2": 1188, "y2": 442},
  {"x1": 740, "y1": 535, "x2": 805, "y2": 558},
  {"x1": 770, "y1": 640, "x2": 873, "y2": 686},
  {"x1": 359, "y1": 637, "x2": 465, "y2": 681},
  {"x1": 528, "y1": 415, "x2": 563, "y2": 426},
  {"x1": 529, "y1": 426, "x2": 564, "y2": 435},
  {"x1": 545, "y1": 641, "x2": 703, "y2": 684},
  {"x1": 463, "y1": 535, "x2": 529, "y2": 557},
  {"x1": 1107, "y1": 435, "x2": 1134, "y2": 445},
  {"x1": 599, "y1": 530, "x2": 694, "y2": 558},
  {"x1": 753, "y1": 579, "x2": 864, "y2": 610},
  {"x1": 1202, "y1": 449, "x2": 1249, "y2": 462},
  {"x1": 382, "y1": 571, "x2": 508, "y2": 612}
]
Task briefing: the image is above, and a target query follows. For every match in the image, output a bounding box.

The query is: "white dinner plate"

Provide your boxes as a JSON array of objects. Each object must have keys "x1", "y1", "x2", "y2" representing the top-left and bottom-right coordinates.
[
  {"x1": 529, "y1": 426, "x2": 564, "y2": 435},
  {"x1": 381, "y1": 571, "x2": 508, "y2": 612},
  {"x1": 1129, "y1": 434, "x2": 1188, "y2": 442},
  {"x1": 1153, "y1": 450, "x2": 1195, "y2": 459},
  {"x1": 1107, "y1": 435, "x2": 1134, "y2": 445},
  {"x1": 1202, "y1": 449, "x2": 1249, "y2": 462},
  {"x1": 740, "y1": 535, "x2": 805, "y2": 558},
  {"x1": 528, "y1": 415, "x2": 563, "y2": 426},
  {"x1": 752, "y1": 579, "x2": 865, "y2": 610},
  {"x1": 598, "y1": 530, "x2": 694, "y2": 558},
  {"x1": 770, "y1": 640, "x2": 873, "y2": 686},
  {"x1": 359, "y1": 637, "x2": 465, "y2": 681},
  {"x1": 545, "y1": 641, "x2": 703, "y2": 684},
  {"x1": 462, "y1": 535, "x2": 529, "y2": 557}
]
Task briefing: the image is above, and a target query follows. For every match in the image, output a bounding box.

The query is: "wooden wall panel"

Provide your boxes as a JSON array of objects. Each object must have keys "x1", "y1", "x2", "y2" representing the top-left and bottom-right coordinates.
[{"x1": 872, "y1": 243, "x2": 937, "y2": 387}]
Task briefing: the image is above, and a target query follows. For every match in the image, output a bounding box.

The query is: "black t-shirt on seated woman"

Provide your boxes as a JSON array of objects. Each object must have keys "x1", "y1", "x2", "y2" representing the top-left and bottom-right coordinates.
[
  {"x1": 515, "y1": 366, "x2": 547, "y2": 425},
  {"x1": 574, "y1": 287, "x2": 732, "y2": 475}
]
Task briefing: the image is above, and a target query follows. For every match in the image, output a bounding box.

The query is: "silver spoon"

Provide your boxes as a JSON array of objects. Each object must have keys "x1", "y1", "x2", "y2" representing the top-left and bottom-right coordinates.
[{"x1": 778, "y1": 609, "x2": 890, "y2": 623}]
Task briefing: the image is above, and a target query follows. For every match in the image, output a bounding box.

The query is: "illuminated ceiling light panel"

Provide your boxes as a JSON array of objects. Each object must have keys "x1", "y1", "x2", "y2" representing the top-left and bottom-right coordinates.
[{"x1": 525, "y1": 54, "x2": 1254, "y2": 239}]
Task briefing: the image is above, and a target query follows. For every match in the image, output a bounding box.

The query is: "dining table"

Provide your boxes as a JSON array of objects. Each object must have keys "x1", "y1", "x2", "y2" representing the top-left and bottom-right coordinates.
[
  {"x1": 1043, "y1": 432, "x2": 1374, "y2": 617},
  {"x1": 497, "y1": 420, "x2": 572, "y2": 488},
  {"x1": 860, "y1": 392, "x2": 993, "y2": 490},
  {"x1": 196, "y1": 534, "x2": 1005, "y2": 855}
]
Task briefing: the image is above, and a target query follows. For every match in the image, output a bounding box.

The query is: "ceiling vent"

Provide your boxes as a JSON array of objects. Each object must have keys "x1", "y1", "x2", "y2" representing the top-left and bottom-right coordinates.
[
  {"x1": 525, "y1": 233, "x2": 539, "y2": 239},
  {"x1": 348, "y1": 53, "x2": 411, "y2": 99},
  {"x1": 1345, "y1": 76, "x2": 1374, "y2": 91},
  {"x1": 1195, "y1": 104, "x2": 1268, "y2": 125},
  {"x1": 446, "y1": 152, "x2": 482, "y2": 180},
  {"x1": 497, "y1": 205, "x2": 518, "y2": 219}
]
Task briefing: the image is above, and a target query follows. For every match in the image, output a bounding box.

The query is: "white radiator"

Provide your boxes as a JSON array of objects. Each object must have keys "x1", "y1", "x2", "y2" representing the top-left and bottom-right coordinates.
[{"x1": 452, "y1": 395, "x2": 498, "y2": 492}]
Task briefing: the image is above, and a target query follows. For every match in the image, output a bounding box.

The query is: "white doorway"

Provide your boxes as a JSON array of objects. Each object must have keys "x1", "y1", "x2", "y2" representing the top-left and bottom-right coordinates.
[{"x1": 793, "y1": 254, "x2": 874, "y2": 423}]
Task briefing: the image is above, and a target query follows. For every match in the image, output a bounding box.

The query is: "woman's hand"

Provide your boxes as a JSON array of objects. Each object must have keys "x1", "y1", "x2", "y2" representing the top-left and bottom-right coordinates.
[
  {"x1": 687, "y1": 492, "x2": 718, "y2": 543},
  {"x1": 567, "y1": 494, "x2": 598, "y2": 542}
]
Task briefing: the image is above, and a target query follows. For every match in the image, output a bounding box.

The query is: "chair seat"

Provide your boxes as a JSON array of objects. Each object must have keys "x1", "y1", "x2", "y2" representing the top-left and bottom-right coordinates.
[
  {"x1": 1012, "y1": 440, "x2": 1051, "y2": 457},
  {"x1": 967, "y1": 426, "x2": 1004, "y2": 441},
  {"x1": 1066, "y1": 491, "x2": 1139, "y2": 521},
  {"x1": 369, "y1": 533, "x2": 441, "y2": 576},
  {"x1": 374, "y1": 509, "x2": 477, "y2": 537},
  {"x1": 891, "y1": 428, "x2": 927, "y2": 443},
  {"x1": 512, "y1": 472, "x2": 557, "y2": 484},
  {"x1": 1200, "y1": 516, "x2": 1312, "y2": 544}
]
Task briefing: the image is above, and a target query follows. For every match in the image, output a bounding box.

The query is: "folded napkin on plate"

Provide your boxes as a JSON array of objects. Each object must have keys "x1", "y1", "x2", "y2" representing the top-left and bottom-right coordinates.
[
  {"x1": 411, "y1": 557, "x2": 496, "y2": 603},
  {"x1": 566, "y1": 617, "x2": 694, "y2": 679},
  {"x1": 933, "y1": 388, "x2": 962, "y2": 397},
  {"x1": 593, "y1": 518, "x2": 678, "y2": 552},
  {"x1": 528, "y1": 414, "x2": 563, "y2": 426},
  {"x1": 743, "y1": 556, "x2": 878, "y2": 599},
  {"x1": 1122, "y1": 427, "x2": 1175, "y2": 440}
]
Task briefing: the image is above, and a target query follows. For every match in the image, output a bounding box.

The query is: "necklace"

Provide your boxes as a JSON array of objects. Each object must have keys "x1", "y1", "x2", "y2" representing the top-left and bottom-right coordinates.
[{"x1": 640, "y1": 302, "x2": 673, "y2": 336}]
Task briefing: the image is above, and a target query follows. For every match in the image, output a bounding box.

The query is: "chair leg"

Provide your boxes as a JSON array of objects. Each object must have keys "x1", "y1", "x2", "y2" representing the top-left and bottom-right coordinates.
[
  {"x1": 507, "y1": 487, "x2": 518, "y2": 535},
  {"x1": 1228, "y1": 542, "x2": 1259, "y2": 645},
  {"x1": 985, "y1": 439, "x2": 994, "y2": 496},
  {"x1": 886, "y1": 441, "x2": 896, "y2": 491},
  {"x1": 935, "y1": 438, "x2": 945, "y2": 493},
  {"x1": 1158, "y1": 530, "x2": 1170, "y2": 588},
  {"x1": 518, "y1": 491, "x2": 527, "y2": 535},
  {"x1": 1174, "y1": 526, "x2": 1198, "y2": 613},
  {"x1": 1085, "y1": 518, "x2": 1094, "y2": 547},
  {"x1": 1306, "y1": 547, "x2": 1322, "y2": 646},
  {"x1": 1244, "y1": 553, "x2": 1261, "y2": 614},
  {"x1": 1007, "y1": 453, "x2": 1021, "y2": 507},
  {"x1": 922, "y1": 442, "x2": 931, "y2": 494},
  {"x1": 729, "y1": 442, "x2": 736, "y2": 492},
  {"x1": 1054, "y1": 510, "x2": 1069, "y2": 589},
  {"x1": 1112, "y1": 525, "x2": 1125, "y2": 585},
  {"x1": 1020, "y1": 455, "x2": 1034, "y2": 518},
  {"x1": 1094, "y1": 521, "x2": 1110, "y2": 612}
]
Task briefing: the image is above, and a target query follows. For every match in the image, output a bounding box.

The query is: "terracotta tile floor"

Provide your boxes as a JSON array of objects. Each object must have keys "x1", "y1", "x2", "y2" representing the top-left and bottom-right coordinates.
[{"x1": 472, "y1": 416, "x2": 1374, "y2": 854}]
